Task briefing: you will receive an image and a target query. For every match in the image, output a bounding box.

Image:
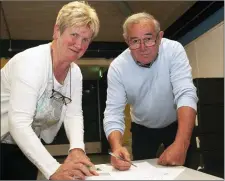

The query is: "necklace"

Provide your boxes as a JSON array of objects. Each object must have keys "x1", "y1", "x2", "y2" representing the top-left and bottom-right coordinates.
[{"x1": 50, "y1": 43, "x2": 71, "y2": 100}]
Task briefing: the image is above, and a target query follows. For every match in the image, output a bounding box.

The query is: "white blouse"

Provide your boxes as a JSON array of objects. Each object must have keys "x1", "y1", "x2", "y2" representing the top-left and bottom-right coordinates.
[{"x1": 1, "y1": 43, "x2": 85, "y2": 179}]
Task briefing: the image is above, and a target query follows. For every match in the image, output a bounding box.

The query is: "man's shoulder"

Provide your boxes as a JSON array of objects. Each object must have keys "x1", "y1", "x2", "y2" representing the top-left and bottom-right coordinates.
[
  {"x1": 161, "y1": 38, "x2": 184, "y2": 50},
  {"x1": 161, "y1": 38, "x2": 182, "y2": 47},
  {"x1": 111, "y1": 48, "x2": 131, "y2": 67}
]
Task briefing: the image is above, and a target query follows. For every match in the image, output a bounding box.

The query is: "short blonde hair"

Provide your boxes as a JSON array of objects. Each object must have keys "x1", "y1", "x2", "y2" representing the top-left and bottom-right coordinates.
[
  {"x1": 55, "y1": 1, "x2": 100, "y2": 38},
  {"x1": 123, "y1": 12, "x2": 160, "y2": 38}
]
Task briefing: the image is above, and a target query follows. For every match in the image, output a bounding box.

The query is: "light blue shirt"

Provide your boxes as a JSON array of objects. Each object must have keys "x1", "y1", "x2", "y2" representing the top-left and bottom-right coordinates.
[{"x1": 103, "y1": 38, "x2": 198, "y2": 138}]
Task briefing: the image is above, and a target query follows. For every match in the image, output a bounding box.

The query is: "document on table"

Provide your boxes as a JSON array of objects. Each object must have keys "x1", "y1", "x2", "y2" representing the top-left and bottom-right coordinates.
[{"x1": 86, "y1": 161, "x2": 185, "y2": 180}]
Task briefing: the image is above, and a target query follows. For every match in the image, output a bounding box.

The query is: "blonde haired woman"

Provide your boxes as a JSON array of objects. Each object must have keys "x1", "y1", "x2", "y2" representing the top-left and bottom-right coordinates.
[{"x1": 1, "y1": 1, "x2": 100, "y2": 180}]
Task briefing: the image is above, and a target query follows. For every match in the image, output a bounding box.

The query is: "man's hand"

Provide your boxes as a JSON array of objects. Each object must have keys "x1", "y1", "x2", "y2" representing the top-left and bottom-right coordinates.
[
  {"x1": 158, "y1": 106, "x2": 195, "y2": 166},
  {"x1": 157, "y1": 140, "x2": 189, "y2": 166},
  {"x1": 111, "y1": 146, "x2": 131, "y2": 171}
]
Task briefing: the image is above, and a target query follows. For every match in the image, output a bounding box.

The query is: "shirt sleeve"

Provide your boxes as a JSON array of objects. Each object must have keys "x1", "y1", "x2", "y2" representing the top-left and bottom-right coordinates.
[
  {"x1": 170, "y1": 42, "x2": 198, "y2": 111},
  {"x1": 8, "y1": 54, "x2": 60, "y2": 179},
  {"x1": 63, "y1": 67, "x2": 85, "y2": 152},
  {"x1": 103, "y1": 64, "x2": 127, "y2": 139}
]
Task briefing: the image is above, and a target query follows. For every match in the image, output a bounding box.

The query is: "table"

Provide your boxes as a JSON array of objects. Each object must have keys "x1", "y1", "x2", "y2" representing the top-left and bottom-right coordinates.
[{"x1": 142, "y1": 159, "x2": 223, "y2": 180}]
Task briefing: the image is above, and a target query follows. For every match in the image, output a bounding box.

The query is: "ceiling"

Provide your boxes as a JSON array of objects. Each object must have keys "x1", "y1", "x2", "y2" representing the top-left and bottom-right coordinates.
[{"x1": 1, "y1": 1, "x2": 196, "y2": 79}]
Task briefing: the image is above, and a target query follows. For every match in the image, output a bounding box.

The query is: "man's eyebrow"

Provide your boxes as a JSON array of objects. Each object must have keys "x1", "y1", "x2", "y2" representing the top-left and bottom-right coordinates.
[
  {"x1": 145, "y1": 33, "x2": 153, "y2": 36},
  {"x1": 129, "y1": 36, "x2": 139, "y2": 40},
  {"x1": 129, "y1": 33, "x2": 153, "y2": 40}
]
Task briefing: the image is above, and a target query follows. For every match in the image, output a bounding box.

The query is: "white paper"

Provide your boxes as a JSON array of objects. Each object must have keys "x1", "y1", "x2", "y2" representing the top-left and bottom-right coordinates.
[
  {"x1": 85, "y1": 164, "x2": 114, "y2": 180},
  {"x1": 85, "y1": 162, "x2": 185, "y2": 180}
]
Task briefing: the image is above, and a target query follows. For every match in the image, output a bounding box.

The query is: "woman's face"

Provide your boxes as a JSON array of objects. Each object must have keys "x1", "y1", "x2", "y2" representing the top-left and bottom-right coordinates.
[{"x1": 54, "y1": 25, "x2": 93, "y2": 62}]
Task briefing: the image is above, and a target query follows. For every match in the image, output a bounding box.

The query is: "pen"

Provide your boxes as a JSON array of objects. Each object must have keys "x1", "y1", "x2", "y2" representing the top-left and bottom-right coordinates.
[
  {"x1": 109, "y1": 152, "x2": 137, "y2": 167},
  {"x1": 86, "y1": 165, "x2": 101, "y2": 171}
]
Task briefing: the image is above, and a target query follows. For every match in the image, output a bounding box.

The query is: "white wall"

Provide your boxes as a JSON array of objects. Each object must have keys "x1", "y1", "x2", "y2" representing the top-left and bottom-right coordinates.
[{"x1": 185, "y1": 21, "x2": 224, "y2": 78}]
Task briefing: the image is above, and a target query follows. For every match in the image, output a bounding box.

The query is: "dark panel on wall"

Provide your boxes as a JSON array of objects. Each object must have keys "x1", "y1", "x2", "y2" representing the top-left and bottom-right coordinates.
[
  {"x1": 0, "y1": 39, "x2": 127, "y2": 58},
  {"x1": 187, "y1": 78, "x2": 224, "y2": 178},
  {"x1": 194, "y1": 78, "x2": 224, "y2": 105},
  {"x1": 193, "y1": 105, "x2": 224, "y2": 134},
  {"x1": 193, "y1": 78, "x2": 224, "y2": 135},
  {"x1": 98, "y1": 70, "x2": 110, "y2": 153},
  {"x1": 164, "y1": 1, "x2": 224, "y2": 40},
  {"x1": 191, "y1": 134, "x2": 224, "y2": 151},
  {"x1": 83, "y1": 80, "x2": 100, "y2": 142}
]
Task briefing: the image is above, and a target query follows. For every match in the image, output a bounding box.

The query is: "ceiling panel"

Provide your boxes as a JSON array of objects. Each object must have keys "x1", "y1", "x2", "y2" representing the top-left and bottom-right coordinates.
[
  {"x1": 1, "y1": 1, "x2": 195, "y2": 41},
  {"x1": 127, "y1": 1, "x2": 195, "y2": 30}
]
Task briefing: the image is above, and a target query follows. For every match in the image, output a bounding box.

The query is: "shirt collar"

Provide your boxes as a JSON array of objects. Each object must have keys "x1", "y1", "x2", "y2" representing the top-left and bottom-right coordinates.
[{"x1": 134, "y1": 53, "x2": 159, "y2": 68}]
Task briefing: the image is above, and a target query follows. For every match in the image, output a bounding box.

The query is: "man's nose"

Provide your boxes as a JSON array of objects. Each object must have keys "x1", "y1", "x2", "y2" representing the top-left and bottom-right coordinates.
[{"x1": 139, "y1": 40, "x2": 146, "y2": 50}]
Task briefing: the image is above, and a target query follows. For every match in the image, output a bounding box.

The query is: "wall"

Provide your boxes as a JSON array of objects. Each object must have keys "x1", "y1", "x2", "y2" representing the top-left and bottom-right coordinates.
[
  {"x1": 178, "y1": 7, "x2": 224, "y2": 46},
  {"x1": 0, "y1": 57, "x2": 8, "y2": 68},
  {"x1": 177, "y1": 6, "x2": 224, "y2": 78},
  {"x1": 185, "y1": 21, "x2": 224, "y2": 78}
]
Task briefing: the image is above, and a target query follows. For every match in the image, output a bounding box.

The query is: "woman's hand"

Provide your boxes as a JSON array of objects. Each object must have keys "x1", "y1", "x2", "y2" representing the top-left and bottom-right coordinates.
[{"x1": 50, "y1": 148, "x2": 98, "y2": 180}]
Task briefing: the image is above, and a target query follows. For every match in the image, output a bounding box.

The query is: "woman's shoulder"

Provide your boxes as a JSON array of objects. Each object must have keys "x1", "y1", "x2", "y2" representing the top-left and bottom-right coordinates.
[
  {"x1": 16, "y1": 43, "x2": 50, "y2": 61},
  {"x1": 9, "y1": 43, "x2": 50, "y2": 68},
  {"x1": 8, "y1": 44, "x2": 51, "y2": 84},
  {"x1": 71, "y1": 63, "x2": 82, "y2": 80}
]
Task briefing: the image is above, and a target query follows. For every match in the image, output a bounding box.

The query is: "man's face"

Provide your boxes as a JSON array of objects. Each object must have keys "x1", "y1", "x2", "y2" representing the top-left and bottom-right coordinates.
[{"x1": 125, "y1": 20, "x2": 163, "y2": 64}]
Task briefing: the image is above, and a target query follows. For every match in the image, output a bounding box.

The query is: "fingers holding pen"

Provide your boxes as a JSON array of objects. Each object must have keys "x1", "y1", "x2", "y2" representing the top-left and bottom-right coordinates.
[{"x1": 111, "y1": 147, "x2": 131, "y2": 171}]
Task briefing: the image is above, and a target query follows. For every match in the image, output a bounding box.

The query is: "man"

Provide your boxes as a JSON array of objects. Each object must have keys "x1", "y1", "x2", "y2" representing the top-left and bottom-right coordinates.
[{"x1": 103, "y1": 12, "x2": 198, "y2": 171}]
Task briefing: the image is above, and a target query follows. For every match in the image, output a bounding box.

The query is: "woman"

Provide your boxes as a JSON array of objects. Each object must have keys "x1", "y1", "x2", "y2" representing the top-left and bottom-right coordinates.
[{"x1": 1, "y1": 1, "x2": 100, "y2": 180}]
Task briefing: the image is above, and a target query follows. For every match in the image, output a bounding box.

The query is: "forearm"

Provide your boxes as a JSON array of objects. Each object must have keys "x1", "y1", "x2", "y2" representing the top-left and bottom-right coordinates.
[
  {"x1": 9, "y1": 125, "x2": 60, "y2": 179},
  {"x1": 64, "y1": 117, "x2": 85, "y2": 151},
  {"x1": 175, "y1": 106, "x2": 196, "y2": 148},
  {"x1": 9, "y1": 79, "x2": 60, "y2": 178},
  {"x1": 64, "y1": 72, "x2": 85, "y2": 151},
  {"x1": 108, "y1": 130, "x2": 123, "y2": 151}
]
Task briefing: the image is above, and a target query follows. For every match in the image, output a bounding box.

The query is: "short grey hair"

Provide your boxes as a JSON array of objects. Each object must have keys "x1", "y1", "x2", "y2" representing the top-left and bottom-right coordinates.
[
  {"x1": 123, "y1": 12, "x2": 160, "y2": 38},
  {"x1": 55, "y1": 1, "x2": 100, "y2": 38}
]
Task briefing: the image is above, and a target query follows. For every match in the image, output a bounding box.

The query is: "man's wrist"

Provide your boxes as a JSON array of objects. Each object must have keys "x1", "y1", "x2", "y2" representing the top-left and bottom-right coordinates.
[
  {"x1": 175, "y1": 137, "x2": 190, "y2": 149},
  {"x1": 108, "y1": 130, "x2": 123, "y2": 152},
  {"x1": 111, "y1": 144, "x2": 123, "y2": 152}
]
